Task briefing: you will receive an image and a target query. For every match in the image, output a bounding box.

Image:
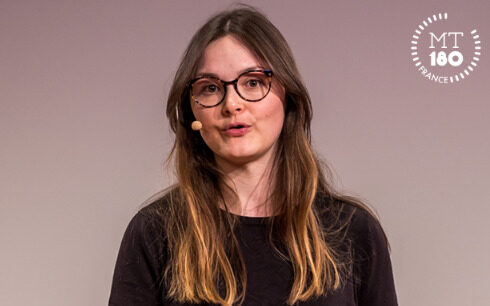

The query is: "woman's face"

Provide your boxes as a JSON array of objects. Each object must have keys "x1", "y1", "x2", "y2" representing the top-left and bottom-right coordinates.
[{"x1": 190, "y1": 35, "x2": 286, "y2": 166}]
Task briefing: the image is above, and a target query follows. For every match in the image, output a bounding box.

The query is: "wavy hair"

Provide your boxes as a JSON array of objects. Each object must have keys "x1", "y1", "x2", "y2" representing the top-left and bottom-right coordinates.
[{"x1": 153, "y1": 5, "x2": 389, "y2": 306}]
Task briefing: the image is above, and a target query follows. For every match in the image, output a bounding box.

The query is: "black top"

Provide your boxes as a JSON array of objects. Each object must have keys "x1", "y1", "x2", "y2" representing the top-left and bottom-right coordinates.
[{"x1": 109, "y1": 195, "x2": 398, "y2": 306}]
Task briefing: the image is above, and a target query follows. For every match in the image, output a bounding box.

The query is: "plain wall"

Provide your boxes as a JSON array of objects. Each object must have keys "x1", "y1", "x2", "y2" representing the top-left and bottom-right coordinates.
[{"x1": 1, "y1": 0, "x2": 489, "y2": 305}]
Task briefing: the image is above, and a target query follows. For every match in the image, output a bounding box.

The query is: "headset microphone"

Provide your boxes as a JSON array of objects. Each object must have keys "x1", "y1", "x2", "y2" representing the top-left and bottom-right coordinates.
[{"x1": 191, "y1": 121, "x2": 202, "y2": 131}]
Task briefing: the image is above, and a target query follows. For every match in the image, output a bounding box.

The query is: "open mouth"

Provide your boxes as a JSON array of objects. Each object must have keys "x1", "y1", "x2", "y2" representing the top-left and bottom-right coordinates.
[
  {"x1": 224, "y1": 123, "x2": 250, "y2": 136},
  {"x1": 225, "y1": 123, "x2": 250, "y2": 130}
]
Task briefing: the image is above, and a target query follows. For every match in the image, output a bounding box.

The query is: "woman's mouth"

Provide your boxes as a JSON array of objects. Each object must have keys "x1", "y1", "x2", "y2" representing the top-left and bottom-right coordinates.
[{"x1": 224, "y1": 123, "x2": 251, "y2": 136}]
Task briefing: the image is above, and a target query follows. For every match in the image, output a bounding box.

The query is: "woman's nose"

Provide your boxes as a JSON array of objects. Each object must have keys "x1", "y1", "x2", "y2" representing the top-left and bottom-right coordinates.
[{"x1": 221, "y1": 84, "x2": 244, "y2": 115}]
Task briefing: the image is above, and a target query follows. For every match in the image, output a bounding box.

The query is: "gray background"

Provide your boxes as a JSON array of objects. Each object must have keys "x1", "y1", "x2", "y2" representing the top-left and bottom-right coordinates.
[{"x1": 1, "y1": 0, "x2": 489, "y2": 305}]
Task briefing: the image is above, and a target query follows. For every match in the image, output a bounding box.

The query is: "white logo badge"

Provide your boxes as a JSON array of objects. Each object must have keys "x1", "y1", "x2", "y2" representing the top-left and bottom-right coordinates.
[{"x1": 411, "y1": 13, "x2": 482, "y2": 84}]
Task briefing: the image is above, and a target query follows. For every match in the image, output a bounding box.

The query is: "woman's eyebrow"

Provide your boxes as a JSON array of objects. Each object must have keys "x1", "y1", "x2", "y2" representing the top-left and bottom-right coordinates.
[{"x1": 195, "y1": 66, "x2": 266, "y2": 79}]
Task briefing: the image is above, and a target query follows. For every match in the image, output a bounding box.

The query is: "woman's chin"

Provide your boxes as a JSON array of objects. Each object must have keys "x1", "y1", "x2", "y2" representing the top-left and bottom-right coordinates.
[
  {"x1": 214, "y1": 147, "x2": 277, "y2": 168},
  {"x1": 214, "y1": 150, "x2": 260, "y2": 166},
  {"x1": 217, "y1": 153, "x2": 255, "y2": 166}
]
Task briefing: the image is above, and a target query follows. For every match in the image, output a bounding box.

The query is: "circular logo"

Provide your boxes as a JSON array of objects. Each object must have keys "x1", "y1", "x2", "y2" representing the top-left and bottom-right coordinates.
[{"x1": 411, "y1": 12, "x2": 482, "y2": 84}]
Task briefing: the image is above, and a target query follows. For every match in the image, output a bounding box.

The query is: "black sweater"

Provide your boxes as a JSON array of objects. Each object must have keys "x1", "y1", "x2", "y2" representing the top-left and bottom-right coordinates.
[{"x1": 109, "y1": 196, "x2": 398, "y2": 306}]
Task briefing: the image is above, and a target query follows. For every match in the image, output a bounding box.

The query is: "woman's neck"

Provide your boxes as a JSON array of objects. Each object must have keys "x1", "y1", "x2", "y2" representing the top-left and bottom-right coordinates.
[{"x1": 216, "y1": 151, "x2": 277, "y2": 217}]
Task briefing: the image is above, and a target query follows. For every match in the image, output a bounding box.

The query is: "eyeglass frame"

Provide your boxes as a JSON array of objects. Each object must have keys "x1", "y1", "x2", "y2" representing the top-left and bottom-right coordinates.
[{"x1": 187, "y1": 69, "x2": 273, "y2": 108}]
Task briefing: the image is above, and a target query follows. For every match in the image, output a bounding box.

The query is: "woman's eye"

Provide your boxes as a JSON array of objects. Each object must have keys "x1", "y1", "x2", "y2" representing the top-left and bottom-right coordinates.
[
  {"x1": 247, "y1": 79, "x2": 261, "y2": 87},
  {"x1": 205, "y1": 85, "x2": 217, "y2": 92},
  {"x1": 202, "y1": 84, "x2": 221, "y2": 94}
]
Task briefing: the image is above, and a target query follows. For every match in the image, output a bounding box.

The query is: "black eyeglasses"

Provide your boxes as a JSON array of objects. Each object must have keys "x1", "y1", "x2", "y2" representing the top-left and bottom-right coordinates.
[{"x1": 188, "y1": 69, "x2": 273, "y2": 108}]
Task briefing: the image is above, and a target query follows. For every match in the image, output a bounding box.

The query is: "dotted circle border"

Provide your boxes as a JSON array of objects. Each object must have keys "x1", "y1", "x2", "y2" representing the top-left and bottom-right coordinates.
[{"x1": 411, "y1": 12, "x2": 482, "y2": 83}]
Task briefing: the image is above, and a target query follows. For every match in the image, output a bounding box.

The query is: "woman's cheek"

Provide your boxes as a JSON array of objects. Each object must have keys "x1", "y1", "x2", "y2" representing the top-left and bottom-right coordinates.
[{"x1": 200, "y1": 128, "x2": 219, "y2": 152}]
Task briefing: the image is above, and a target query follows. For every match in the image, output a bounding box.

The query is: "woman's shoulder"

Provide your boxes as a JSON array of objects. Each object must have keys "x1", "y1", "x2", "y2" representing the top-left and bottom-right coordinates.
[
  {"x1": 110, "y1": 192, "x2": 173, "y2": 305},
  {"x1": 313, "y1": 192, "x2": 390, "y2": 255},
  {"x1": 139, "y1": 186, "x2": 177, "y2": 214},
  {"x1": 120, "y1": 188, "x2": 177, "y2": 250},
  {"x1": 136, "y1": 186, "x2": 180, "y2": 224},
  {"x1": 314, "y1": 192, "x2": 396, "y2": 301}
]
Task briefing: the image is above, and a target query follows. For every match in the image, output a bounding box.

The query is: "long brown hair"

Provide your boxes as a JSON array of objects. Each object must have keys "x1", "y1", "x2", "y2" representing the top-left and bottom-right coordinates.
[{"x1": 152, "y1": 4, "x2": 389, "y2": 306}]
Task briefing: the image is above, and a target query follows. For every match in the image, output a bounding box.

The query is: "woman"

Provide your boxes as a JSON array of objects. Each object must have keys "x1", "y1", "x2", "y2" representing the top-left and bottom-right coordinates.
[{"x1": 109, "y1": 5, "x2": 398, "y2": 306}]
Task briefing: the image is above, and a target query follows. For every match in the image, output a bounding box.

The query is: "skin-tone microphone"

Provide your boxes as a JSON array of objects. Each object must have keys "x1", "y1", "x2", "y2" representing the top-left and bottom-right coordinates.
[{"x1": 191, "y1": 120, "x2": 202, "y2": 131}]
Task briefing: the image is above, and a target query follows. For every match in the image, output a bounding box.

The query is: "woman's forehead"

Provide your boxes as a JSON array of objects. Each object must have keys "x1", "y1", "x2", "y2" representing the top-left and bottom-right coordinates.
[{"x1": 196, "y1": 35, "x2": 265, "y2": 79}]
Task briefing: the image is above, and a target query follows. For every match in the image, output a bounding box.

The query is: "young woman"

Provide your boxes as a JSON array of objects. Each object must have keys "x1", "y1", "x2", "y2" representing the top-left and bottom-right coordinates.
[{"x1": 109, "y1": 6, "x2": 398, "y2": 306}]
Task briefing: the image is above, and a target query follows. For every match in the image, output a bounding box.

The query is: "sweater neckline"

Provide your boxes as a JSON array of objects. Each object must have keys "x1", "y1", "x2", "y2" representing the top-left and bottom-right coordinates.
[{"x1": 220, "y1": 209, "x2": 277, "y2": 225}]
